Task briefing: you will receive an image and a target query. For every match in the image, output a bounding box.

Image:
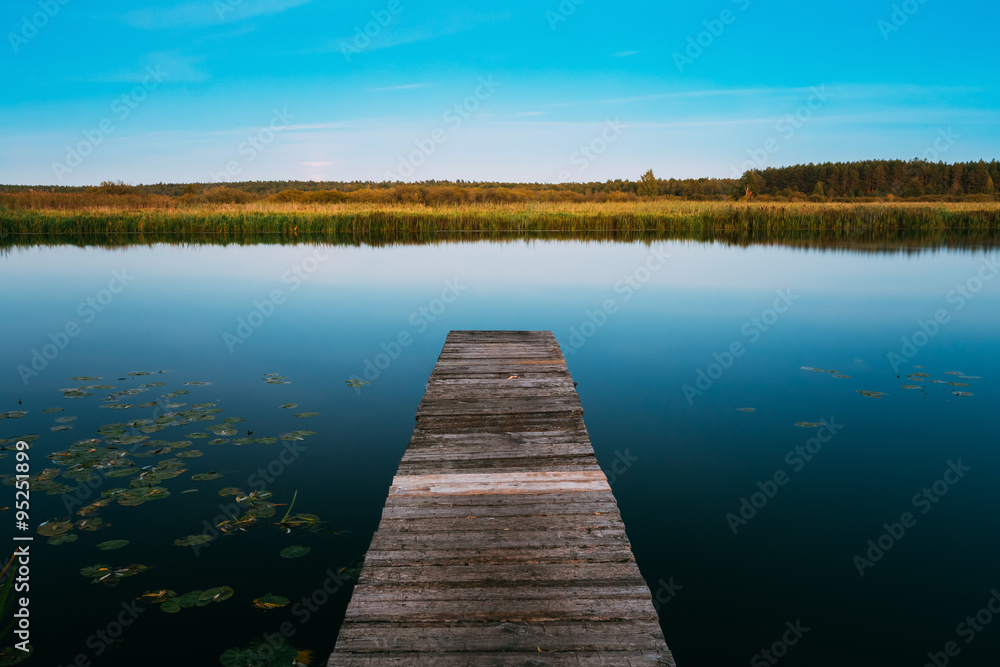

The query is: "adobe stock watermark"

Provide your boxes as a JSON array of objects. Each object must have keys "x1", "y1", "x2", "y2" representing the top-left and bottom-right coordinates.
[
  {"x1": 223, "y1": 567, "x2": 353, "y2": 663},
  {"x1": 7, "y1": 0, "x2": 70, "y2": 53},
  {"x1": 55, "y1": 599, "x2": 144, "y2": 667},
  {"x1": 726, "y1": 418, "x2": 844, "y2": 535},
  {"x1": 60, "y1": 392, "x2": 198, "y2": 514},
  {"x1": 878, "y1": 0, "x2": 930, "y2": 40},
  {"x1": 52, "y1": 67, "x2": 168, "y2": 182},
  {"x1": 650, "y1": 577, "x2": 684, "y2": 613},
  {"x1": 682, "y1": 289, "x2": 798, "y2": 405},
  {"x1": 751, "y1": 620, "x2": 810, "y2": 667},
  {"x1": 223, "y1": 246, "x2": 330, "y2": 352},
  {"x1": 211, "y1": 107, "x2": 296, "y2": 181},
  {"x1": 384, "y1": 77, "x2": 500, "y2": 180},
  {"x1": 886, "y1": 256, "x2": 998, "y2": 372},
  {"x1": 545, "y1": 0, "x2": 586, "y2": 30},
  {"x1": 339, "y1": 0, "x2": 402, "y2": 62},
  {"x1": 922, "y1": 588, "x2": 1000, "y2": 667},
  {"x1": 556, "y1": 119, "x2": 627, "y2": 181},
  {"x1": 191, "y1": 437, "x2": 310, "y2": 555},
  {"x1": 348, "y1": 279, "x2": 468, "y2": 389},
  {"x1": 673, "y1": 0, "x2": 751, "y2": 73},
  {"x1": 16, "y1": 269, "x2": 134, "y2": 386},
  {"x1": 603, "y1": 449, "x2": 639, "y2": 486},
  {"x1": 921, "y1": 127, "x2": 959, "y2": 162},
  {"x1": 852, "y1": 459, "x2": 970, "y2": 577},
  {"x1": 563, "y1": 246, "x2": 671, "y2": 354},
  {"x1": 729, "y1": 86, "x2": 830, "y2": 177}
]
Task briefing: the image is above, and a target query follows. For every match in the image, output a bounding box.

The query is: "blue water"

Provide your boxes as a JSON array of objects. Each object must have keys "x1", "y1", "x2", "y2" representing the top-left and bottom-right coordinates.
[{"x1": 1, "y1": 240, "x2": 999, "y2": 666}]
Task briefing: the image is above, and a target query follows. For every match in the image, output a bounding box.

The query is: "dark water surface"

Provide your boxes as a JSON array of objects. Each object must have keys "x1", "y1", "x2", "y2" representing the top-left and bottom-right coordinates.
[{"x1": 1, "y1": 239, "x2": 999, "y2": 666}]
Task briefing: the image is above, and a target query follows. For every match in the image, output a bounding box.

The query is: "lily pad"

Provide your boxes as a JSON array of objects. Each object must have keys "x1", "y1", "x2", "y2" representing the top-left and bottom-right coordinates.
[
  {"x1": 160, "y1": 599, "x2": 182, "y2": 613},
  {"x1": 953, "y1": 391, "x2": 973, "y2": 397},
  {"x1": 294, "y1": 412, "x2": 319, "y2": 418},
  {"x1": 255, "y1": 437, "x2": 278, "y2": 445},
  {"x1": 280, "y1": 545, "x2": 310, "y2": 559},
  {"x1": 137, "y1": 589, "x2": 176, "y2": 604},
  {"x1": 200, "y1": 586, "x2": 234, "y2": 604},
  {"x1": 177, "y1": 450, "x2": 204, "y2": 458},
  {"x1": 80, "y1": 563, "x2": 113, "y2": 578},
  {"x1": 345, "y1": 379, "x2": 370, "y2": 388},
  {"x1": 42, "y1": 407, "x2": 66, "y2": 413},
  {"x1": 902, "y1": 385, "x2": 922, "y2": 389},
  {"x1": 736, "y1": 408, "x2": 756, "y2": 412},
  {"x1": 81, "y1": 562, "x2": 149, "y2": 586},
  {"x1": 47, "y1": 533, "x2": 78, "y2": 546},
  {"x1": 251, "y1": 593, "x2": 290, "y2": 610},
  {"x1": 233, "y1": 438, "x2": 255, "y2": 445},
  {"x1": 62, "y1": 390, "x2": 94, "y2": 399},
  {"x1": 219, "y1": 487, "x2": 245, "y2": 497},
  {"x1": 220, "y1": 643, "x2": 297, "y2": 667},
  {"x1": 247, "y1": 504, "x2": 276, "y2": 519},
  {"x1": 72, "y1": 376, "x2": 102, "y2": 381},
  {"x1": 96, "y1": 539, "x2": 130, "y2": 551},
  {"x1": 174, "y1": 534, "x2": 213, "y2": 547},
  {"x1": 106, "y1": 468, "x2": 139, "y2": 478},
  {"x1": 191, "y1": 472, "x2": 223, "y2": 481},
  {"x1": 37, "y1": 520, "x2": 73, "y2": 537},
  {"x1": 857, "y1": 390, "x2": 887, "y2": 399},
  {"x1": 50, "y1": 425, "x2": 73, "y2": 432},
  {"x1": 279, "y1": 403, "x2": 298, "y2": 409},
  {"x1": 794, "y1": 422, "x2": 824, "y2": 428},
  {"x1": 3, "y1": 411, "x2": 28, "y2": 419}
]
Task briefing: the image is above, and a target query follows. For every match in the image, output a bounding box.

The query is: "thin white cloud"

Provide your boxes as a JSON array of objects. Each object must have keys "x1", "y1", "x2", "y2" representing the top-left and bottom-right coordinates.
[
  {"x1": 124, "y1": 0, "x2": 312, "y2": 29},
  {"x1": 516, "y1": 111, "x2": 545, "y2": 117},
  {"x1": 302, "y1": 161, "x2": 338, "y2": 167}
]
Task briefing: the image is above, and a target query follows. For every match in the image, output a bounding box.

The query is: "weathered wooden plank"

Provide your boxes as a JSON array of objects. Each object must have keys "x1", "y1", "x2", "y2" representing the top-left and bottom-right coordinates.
[
  {"x1": 357, "y1": 562, "x2": 640, "y2": 585},
  {"x1": 329, "y1": 331, "x2": 673, "y2": 666},
  {"x1": 343, "y1": 597, "x2": 660, "y2": 623},
  {"x1": 361, "y1": 545, "x2": 638, "y2": 567},
  {"x1": 334, "y1": 620, "x2": 668, "y2": 653},
  {"x1": 416, "y1": 397, "x2": 583, "y2": 419},
  {"x1": 329, "y1": 653, "x2": 674, "y2": 667},
  {"x1": 379, "y1": 498, "x2": 620, "y2": 519},
  {"x1": 388, "y1": 471, "x2": 610, "y2": 496}
]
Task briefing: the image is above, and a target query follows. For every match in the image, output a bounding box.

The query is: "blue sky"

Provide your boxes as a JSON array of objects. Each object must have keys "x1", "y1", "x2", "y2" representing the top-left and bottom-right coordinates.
[{"x1": 1, "y1": 0, "x2": 998, "y2": 185}]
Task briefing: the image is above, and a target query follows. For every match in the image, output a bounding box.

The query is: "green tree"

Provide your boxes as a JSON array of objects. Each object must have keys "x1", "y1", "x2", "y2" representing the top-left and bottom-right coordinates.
[
  {"x1": 738, "y1": 171, "x2": 765, "y2": 199},
  {"x1": 812, "y1": 181, "x2": 825, "y2": 197},
  {"x1": 985, "y1": 176, "x2": 995, "y2": 195},
  {"x1": 638, "y1": 169, "x2": 659, "y2": 197}
]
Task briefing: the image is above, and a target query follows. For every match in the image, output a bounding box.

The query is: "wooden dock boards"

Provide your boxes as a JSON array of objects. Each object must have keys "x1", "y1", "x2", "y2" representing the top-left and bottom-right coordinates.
[{"x1": 329, "y1": 331, "x2": 675, "y2": 666}]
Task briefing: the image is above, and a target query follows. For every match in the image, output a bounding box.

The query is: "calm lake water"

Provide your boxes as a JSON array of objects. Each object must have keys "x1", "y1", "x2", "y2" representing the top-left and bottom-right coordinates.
[{"x1": 2, "y1": 238, "x2": 999, "y2": 666}]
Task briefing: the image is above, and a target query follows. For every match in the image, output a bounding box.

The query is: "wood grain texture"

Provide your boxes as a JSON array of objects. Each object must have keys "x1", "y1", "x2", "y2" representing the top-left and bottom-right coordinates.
[{"x1": 329, "y1": 331, "x2": 675, "y2": 666}]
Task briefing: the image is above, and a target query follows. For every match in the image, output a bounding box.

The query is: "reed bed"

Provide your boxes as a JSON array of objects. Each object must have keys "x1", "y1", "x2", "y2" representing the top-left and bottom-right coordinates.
[{"x1": 2, "y1": 201, "x2": 1000, "y2": 250}]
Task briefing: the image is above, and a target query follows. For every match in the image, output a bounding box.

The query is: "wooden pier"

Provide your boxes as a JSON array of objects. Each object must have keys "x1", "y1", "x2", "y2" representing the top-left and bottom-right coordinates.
[{"x1": 329, "y1": 331, "x2": 675, "y2": 666}]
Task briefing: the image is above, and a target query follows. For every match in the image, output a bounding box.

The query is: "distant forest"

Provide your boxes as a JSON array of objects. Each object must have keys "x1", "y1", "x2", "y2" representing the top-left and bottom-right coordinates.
[{"x1": 2, "y1": 159, "x2": 997, "y2": 204}]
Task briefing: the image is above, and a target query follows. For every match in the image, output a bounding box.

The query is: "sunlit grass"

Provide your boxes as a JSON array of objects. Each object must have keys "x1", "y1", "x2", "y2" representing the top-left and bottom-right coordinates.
[{"x1": 3, "y1": 200, "x2": 1000, "y2": 250}]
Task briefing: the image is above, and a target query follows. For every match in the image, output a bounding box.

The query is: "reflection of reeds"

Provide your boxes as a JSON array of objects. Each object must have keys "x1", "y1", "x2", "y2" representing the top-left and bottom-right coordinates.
[{"x1": 2, "y1": 200, "x2": 1000, "y2": 251}]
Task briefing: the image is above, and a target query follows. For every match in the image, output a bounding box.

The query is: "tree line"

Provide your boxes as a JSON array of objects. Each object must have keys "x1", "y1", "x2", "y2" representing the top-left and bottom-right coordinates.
[{"x1": 1, "y1": 159, "x2": 997, "y2": 204}]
